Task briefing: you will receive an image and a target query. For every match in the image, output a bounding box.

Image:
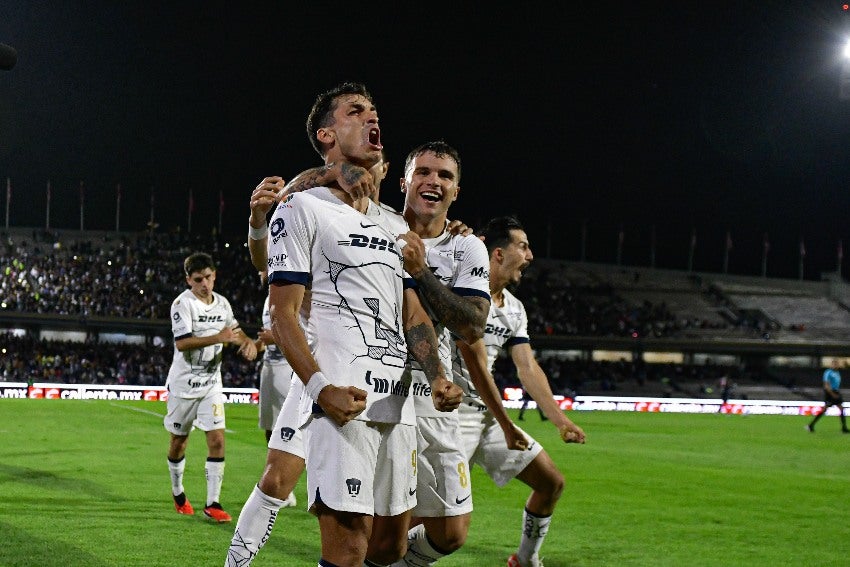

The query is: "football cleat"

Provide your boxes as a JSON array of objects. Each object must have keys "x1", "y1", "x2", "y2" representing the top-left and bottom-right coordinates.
[
  {"x1": 507, "y1": 554, "x2": 544, "y2": 567},
  {"x1": 203, "y1": 502, "x2": 232, "y2": 523},
  {"x1": 281, "y1": 491, "x2": 297, "y2": 508},
  {"x1": 173, "y1": 493, "x2": 194, "y2": 515}
]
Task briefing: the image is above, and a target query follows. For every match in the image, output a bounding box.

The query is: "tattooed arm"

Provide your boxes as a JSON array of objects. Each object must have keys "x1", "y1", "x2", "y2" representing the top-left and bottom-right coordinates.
[
  {"x1": 402, "y1": 287, "x2": 462, "y2": 412},
  {"x1": 399, "y1": 230, "x2": 489, "y2": 344},
  {"x1": 283, "y1": 162, "x2": 377, "y2": 201}
]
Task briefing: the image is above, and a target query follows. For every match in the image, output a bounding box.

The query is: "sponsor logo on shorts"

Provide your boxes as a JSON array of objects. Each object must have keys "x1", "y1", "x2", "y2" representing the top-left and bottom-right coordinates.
[
  {"x1": 279, "y1": 427, "x2": 295, "y2": 442},
  {"x1": 346, "y1": 477, "x2": 362, "y2": 497},
  {"x1": 455, "y1": 494, "x2": 471, "y2": 505},
  {"x1": 408, "y1": 488, "x2": 417, "y2": 496}
]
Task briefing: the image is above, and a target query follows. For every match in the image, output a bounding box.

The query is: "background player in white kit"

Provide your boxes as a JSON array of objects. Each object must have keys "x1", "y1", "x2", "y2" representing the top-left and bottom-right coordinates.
[
  {"x1": 454, "y1": 216, "x2": 586, "y2": 567},
  {"x1": 164, "y1": 252, "x2": 257, "y2": 523}
]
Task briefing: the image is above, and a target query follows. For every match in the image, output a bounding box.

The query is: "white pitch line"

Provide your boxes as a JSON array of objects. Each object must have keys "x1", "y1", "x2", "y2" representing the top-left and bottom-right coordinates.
[{"x1": 109, "y1": 402, "x2": 238, "y2": 433}]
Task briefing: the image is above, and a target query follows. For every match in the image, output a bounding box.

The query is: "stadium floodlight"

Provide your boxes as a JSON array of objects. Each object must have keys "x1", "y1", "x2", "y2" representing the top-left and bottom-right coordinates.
[{"x1": 844, "y1": 39, "x2": 850, "y2": 59}]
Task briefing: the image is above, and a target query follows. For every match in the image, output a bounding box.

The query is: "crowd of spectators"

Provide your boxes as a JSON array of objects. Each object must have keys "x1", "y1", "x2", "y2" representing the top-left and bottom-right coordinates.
[
  {"x1": 0, "y1": 228, "x2": 826, "y2": 395},
  {"x1": 0, "y1": 229, "x2": 265, "y2": 322},
  {"x1": 0, "y1": 332, "x2": 258, "y2": 388}
]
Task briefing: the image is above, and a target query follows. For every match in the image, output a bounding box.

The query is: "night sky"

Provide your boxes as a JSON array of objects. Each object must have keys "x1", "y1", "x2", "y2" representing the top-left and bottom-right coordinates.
[{"x1": 2, "y1": 2, "x2": 850, "y2": 280}]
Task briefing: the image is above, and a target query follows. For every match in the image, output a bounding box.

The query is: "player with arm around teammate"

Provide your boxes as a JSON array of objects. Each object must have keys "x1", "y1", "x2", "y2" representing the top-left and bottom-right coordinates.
[
  {"x1": 226, "y1": 152, "x2": 391, "y2": 567},
  {"x1": 250, "y1": 82, "x2": 462, "y2": 567}
]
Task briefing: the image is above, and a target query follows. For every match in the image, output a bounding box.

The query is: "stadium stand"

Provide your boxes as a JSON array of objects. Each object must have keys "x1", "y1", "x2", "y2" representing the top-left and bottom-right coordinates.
[{"x1": 3, "y1": 228, "x2": 850, "y2": 399}]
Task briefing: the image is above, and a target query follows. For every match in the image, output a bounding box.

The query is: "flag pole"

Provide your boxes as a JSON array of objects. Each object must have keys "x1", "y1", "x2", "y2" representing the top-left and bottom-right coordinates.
[
  {"x1": 115, "y1": 184, "x2": 121, "y2": 232},
  {"x1": 79, "y1": 181, "x2": 85, "y2": 231},
  {"x1": 4, "y1": 178, "x2": 10, "y2": 230},
  {"x1": 46, "y1": 180, "x2": 51, "y2": 230}
]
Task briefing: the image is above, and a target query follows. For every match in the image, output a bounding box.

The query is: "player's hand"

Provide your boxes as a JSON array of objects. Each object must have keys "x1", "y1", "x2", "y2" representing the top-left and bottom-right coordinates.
[
  {"x1": 559, "y1": 422, "x2": 586, "y2": 444},
  {"x1": 430, "y1": 377, "x2": 462, "y2": 412},
  {"x1": 397, "y1": 231, "x2": 428, "y2": 277},
  {"x1": 257, "y1": 327, "x2": 276, "y2": 346},
  {"x1": 335, "y1": 162, "x2": 377, "y2": 201},
  {"x1": 217, "y1": 327, "x2": 236, "y2": 344},
  {"x1": 446, "y1": 219, "x2": 474, "y2": 237},
  {"x1": 238, "y1": 339, "x2": 258, "y2": 361},
  {"x1": 503, "y1": 422, "x2": 530, "y2": 451},
  {"x1": 318, "y1": 385, "x2": 368, "y2": 426},
  {"x1": 250, "y1": 177, "x2": 286, "y2": 224}
]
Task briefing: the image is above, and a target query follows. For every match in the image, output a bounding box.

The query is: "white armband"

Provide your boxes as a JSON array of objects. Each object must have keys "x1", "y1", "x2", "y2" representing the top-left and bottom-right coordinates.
[
  {"x1": 306, "y1": 371, "x2": 331, "y2": 401},
  {"x1": 248, "y1": 222, "x2": 268, "y2": 240}
]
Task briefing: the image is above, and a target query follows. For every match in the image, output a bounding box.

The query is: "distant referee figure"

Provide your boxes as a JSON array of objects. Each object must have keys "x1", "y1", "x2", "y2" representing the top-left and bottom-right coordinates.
[{"x1": 807, "y1": 358, "x2": 850, "y2": 434}]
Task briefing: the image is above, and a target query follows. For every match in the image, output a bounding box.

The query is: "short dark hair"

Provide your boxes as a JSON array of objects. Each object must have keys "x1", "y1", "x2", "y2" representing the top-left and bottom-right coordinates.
[
  {"x1": 184, "y1": 252, "x2": 215, "y2": 276},
  {"x1": 403, "y1": 140, "x2": 462, "y2": 183},
  {"x1": 306, "y1": 82, "x2": 374, "y2": 158},
  {"x1": 479, "y1": 215, "x2": 525, "y2": 255}
]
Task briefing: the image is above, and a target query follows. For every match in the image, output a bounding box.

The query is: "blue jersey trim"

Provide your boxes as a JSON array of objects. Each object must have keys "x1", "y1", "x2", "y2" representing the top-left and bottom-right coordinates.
[
  {"x1": 269, "y1": 271, "x2": 309, "y2": 286},
  {"x1": 506, "y1": 337, "x2": 531, "y2": 348},
  {"x1": 453, "y1": 287, "x2": 491, "y2": 302}
]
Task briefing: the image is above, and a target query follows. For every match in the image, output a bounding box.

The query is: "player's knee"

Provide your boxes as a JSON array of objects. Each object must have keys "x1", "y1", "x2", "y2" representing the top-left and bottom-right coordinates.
[
  {"x1": 436, "y1": 530, "x2": 467, "y2": 553},
  {"x1": 257, "y1": 450, "x2": 303, "y2": 499},
  {"x1": 538, "y1": 468, "x2": 565, "y2": 503},
  {"x1": 207, "y1": 438, "x2": 224, "y2": 455}
]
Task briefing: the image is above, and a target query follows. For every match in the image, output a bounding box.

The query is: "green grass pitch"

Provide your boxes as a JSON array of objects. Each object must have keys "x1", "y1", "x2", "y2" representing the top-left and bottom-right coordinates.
[{"x1": 1, "y1": 399, "x2": 849, "y2": 566}]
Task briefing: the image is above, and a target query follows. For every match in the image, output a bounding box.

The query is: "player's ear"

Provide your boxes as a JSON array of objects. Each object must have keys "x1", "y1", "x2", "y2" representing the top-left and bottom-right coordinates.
[
  {"x1": 399, "y1": 177, "x2": 407, "y2": 193},
  {"x1": 493, "y1": 247, "x2": 505, "y2": 263},
  {"x1": 316, "y1": 127, "x2": 335, "y2": 145}
]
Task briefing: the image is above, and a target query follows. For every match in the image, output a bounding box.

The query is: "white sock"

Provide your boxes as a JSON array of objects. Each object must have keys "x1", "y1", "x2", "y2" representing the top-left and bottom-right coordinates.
[
  {"x1": 517, "y1": 509, "x2": 551, "y2": 564},
  {"x1": 389, "y1": 523, "x2": 448, "y2": 567},
  {"x1": 167, "y1": 456, "x2": 186, "y2": 496},
  {"x1": 225, "y1": 484, "x2": 285, "y2": 567},
  {"x1": 205, "y1": 458, "x2": 225, "y2": 506}
]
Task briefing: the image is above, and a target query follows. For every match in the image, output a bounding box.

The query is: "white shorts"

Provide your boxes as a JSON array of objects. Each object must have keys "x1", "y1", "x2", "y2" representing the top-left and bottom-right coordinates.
[
  {"x1": 411, "y1": 414, "x2": 473, "y2": 517},
  {"x1": 304, "y1": 416, "x2": 416, "y2": 517},
  {"x1": 267, "y1": 375, "x2": 306, "y2": 460},
  {"x1": 259, "y1": 361, "x2": 293, "y2": 431},
  {"x1": 459, "y1": 406, "x2": 541, "y2": 487},
  {"x1": 164, "y1": 388, "x2": 225, "y2": 435}
]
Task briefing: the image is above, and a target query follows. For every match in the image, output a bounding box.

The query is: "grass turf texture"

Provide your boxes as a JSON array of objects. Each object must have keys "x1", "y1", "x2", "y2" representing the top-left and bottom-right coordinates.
[{"x1": 1, "y1": 400, "x2": 849, "y2": 566}]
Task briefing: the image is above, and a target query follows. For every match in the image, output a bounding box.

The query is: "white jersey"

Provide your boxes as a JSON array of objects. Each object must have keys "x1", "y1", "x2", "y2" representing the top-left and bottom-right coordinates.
[
  {"x1": 407, "y1": 228, "x2": 491, "y2": 418},
  {"x1": 267, "y1": 187, "x2": 414, "y2": 424},
  {"x1": 452, "y1": 288, "x2": 529, "y2": 412},
  {"x1": 165, "y1": 288, "x2": 238, "y2": 399}
]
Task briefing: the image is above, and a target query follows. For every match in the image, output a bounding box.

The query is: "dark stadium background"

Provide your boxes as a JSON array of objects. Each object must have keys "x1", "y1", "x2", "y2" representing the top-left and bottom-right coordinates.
[{"x1": 2, "y1": 2, "x2": 850, "y2": 280}]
